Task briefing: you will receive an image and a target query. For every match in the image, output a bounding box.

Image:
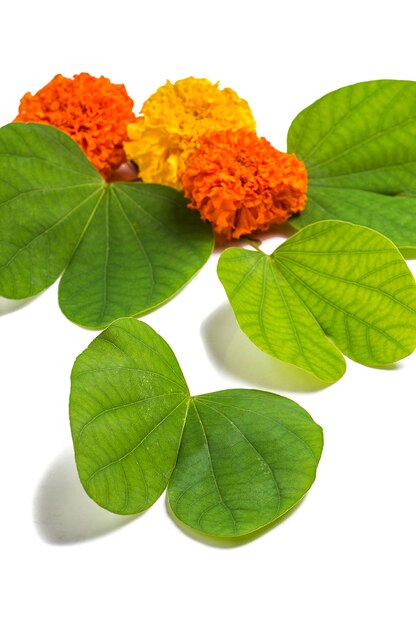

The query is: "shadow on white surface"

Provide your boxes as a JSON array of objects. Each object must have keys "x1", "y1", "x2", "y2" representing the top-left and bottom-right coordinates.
[
  {"x1": 201, "y1": 303, "x2": 327, "y2": 393},
  {"x1": 214, "y1": 222, "x2": 296, "y2": 254},
  {"x1": 166, "y1": 496, "x2": 306, "y2": 549},
  {"x1": 33, "y1": 450, "x2": 136, "y2": 545},
  {"x1": 0, "y1": 295, "x2": 37, "y2": 316}
]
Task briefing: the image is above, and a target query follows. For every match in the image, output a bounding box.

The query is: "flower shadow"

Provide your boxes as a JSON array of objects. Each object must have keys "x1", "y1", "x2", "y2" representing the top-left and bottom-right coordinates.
[
  {"x1": 214, "y1": 222, "x2": 297, "y2": 253},
  {"x1": 166, "y1": 496, "x2": 306, "y2": 549},
  {"x1": 33, "y1": 449, "x2": 136, "y2": 545},
  {"x1": 201, "y1": 302, "x2": 327, "y2": 393}
]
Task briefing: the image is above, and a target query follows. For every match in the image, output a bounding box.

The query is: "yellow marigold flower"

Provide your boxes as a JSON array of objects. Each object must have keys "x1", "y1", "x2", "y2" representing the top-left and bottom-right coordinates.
[
  {"x1": 15, "y1": 73, "x2": 136, "y2": 180},
  {"x1": 180, "y1": 130, "x2": 308, "y2": 240},
  {"x1": 124, "y1": 77, "x2": 256, "y2": 188}
]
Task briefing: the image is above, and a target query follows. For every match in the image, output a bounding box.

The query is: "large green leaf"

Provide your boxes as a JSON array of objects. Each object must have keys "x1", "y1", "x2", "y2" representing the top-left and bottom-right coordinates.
[
  {"x1": 287, "y1": 80, "x2": 416, "y2": 249},
  {"x1": 70, "y1": 318, "x2": 190, "y2": 515},
  {"x1": 70, "y1": 318, "x2": 323, "y2": 538},
  {"x1": 218, "y1": 220, "x2": 416, "y2": 383},
  {"x1": 216, "y1": 246, "x2": 345, "y2": 383},
  {"x1": 0, "y1": 122, "x2": 214, "y2": 328},
  {"x1": 168, "y1": 390, "x2": 322, "y2": 538}
]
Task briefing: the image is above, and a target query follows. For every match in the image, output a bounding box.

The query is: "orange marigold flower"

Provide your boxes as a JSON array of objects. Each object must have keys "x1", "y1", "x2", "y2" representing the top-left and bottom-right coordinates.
[
  {"x1": 15, "y1": 73, "x2": 136, "y2": 180},
  {"x1": 124, "y1": 77, "x2": 256, "y2": 189},
  {"x1": 180, "y1": 130, "x2": 308, "y2": 240}
]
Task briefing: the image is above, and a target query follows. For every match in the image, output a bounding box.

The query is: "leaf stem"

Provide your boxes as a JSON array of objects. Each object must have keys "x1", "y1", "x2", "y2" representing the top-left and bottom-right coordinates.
[{"x1": 242, "y1": 236, "x2": 263, "y2": 251}]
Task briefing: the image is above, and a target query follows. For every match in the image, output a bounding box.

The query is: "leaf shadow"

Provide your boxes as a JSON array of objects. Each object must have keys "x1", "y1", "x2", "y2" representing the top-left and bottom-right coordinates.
[
  {"x1": 33, "y1": 449, "x2": 137, "y2": 545},
  {"x1": 200, "y1": 302, "x2": 327, "y2": 393},
  {"x1": 166, "y1": 496, "x2": 306, "y2": 549},
  {"x1": 0, "y1": 295, "x2": 38, "y2": 317}
]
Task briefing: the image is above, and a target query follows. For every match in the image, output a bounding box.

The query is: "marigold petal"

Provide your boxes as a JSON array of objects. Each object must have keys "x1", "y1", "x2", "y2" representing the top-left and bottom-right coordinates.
[
  {"x1": 15, "y1": 73, "x2": 136, "y2": 180},
  {"x1": 124, "y1": 77, "x2": 256, "y2": 188},
  {"x1": 180, "y1": 130, "x2": 308, "y2": 240}
]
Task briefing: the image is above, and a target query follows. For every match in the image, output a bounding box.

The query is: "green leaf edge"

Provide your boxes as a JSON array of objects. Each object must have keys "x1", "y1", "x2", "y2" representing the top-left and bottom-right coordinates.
[
  {"x1": 167, "y1": 390, "x2": 323, "y2": 539},
  {"x1": 217, "y1": 244, "x2": 346, "y2": 384},
  {"x1": 0, "y1": 123, "x2": 214, "y2": 328},
  {"x1": 217, "y1": 219, "x2": 416, "y2": 383},
  {"x1": 57, "y1": 183, "x2": 215, "y2": 330},
  {"x1": 70, "y1": 318, "x2": 323, "y2": 539},
  {"x1": 286, "y1": 79, "x2": 416, "y2": 251}
]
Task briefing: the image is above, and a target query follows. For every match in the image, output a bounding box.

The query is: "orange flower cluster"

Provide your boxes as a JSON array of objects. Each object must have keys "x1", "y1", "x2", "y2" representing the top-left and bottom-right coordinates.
[
  {"x1": 15, "y1": 73, "x2": 136, "y2": 179},
  {"x1": 124, "y1": 77, "x2": 255, "y2": 188},
  {"x1": 181, "y1": 130, "x2": 308, "y2": 240}
]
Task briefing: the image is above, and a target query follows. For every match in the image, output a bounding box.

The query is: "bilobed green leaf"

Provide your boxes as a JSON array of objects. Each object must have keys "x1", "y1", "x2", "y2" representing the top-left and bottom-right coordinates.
[
  {"x1": 0, "y1": 122, "x2": 103, "y2": 297},
  {"x1": 70, "y1": 318, "x2": 323, "y2": 538},
  {"x1": 218, "y1": 220, "x2": 416, "y2": 383},
  {"x1": 287, "y1": 80, "x2": 416, "y2": 249},
  {"x1": 216, "y1": 246, "x2": 346, "y2": 383},
  {"x1": 70, "y1": 318, "x2": 190, "y2": 515},
  {"x1": 0, "y1": 122, "x2": 214, "y2": 328},
  {"x1": 168, "y1": 390, "x2": 322, "y2": 538},
  {"x1": 58, "y1": 181, "x2": 213, "y2": 328}
]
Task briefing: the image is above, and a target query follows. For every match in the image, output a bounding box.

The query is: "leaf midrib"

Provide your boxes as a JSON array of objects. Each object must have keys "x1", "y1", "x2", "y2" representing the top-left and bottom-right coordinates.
[
  {"x1": 306, "y1": 112, "x2": 416, "y2": 174},
  {"x1": 273, "y1": 254, "x2": 413, "y2": 353},
  {"x1": 290, "y1": 82, "x2": 383, "y2": 157},
  {"x1": 265, "y1": 254, "x2": 343, "y2": 379},
  {"x1": 190, "y1": 400, "x2": 238, "y2": 534},
  {"x1": 111, "y1": 186, "x2": 155, "y2": 303},
  {"x1": 275, "y1": 251, "x2": 416, "y2": 314},
  {"x1": 296, "y1": 81, "x2": 402, "y2": 162},
  {"x1": 308, "y1": 158, "x2": 416, "y2": 189},
  {"x1": 197, "y1": 396, "x2": 320, "y2": 464},
  {"x1": 85, "y1": 396, "x2": 189, "y2": 487},
  {"x1": 222, "y1": 248, "x2": 344, "y2": 381},
  {"x1": 265, "y1": 257, "x2": 314, "y2": 370},
  {"x1": 0, "y1": 186, "x2": 104, "y2": 275},
  {"x1": 195, "y1": 397, "x2": 282, "y2": 510},
  {"x1": 99, "y1": 191, "x2": 110, "y2": 323},
  {"x1": 75, "y1": 389, "x2": 187, "y2": 445}
]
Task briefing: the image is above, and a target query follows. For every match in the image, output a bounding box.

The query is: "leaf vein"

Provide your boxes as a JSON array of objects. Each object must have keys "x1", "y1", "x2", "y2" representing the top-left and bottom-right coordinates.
[
  {"x1": 85, "y1": 397, "x2": 188, "y2": 486},
  {"x1": 192, "y1": 402, "x2": 238, "y2": 534}
]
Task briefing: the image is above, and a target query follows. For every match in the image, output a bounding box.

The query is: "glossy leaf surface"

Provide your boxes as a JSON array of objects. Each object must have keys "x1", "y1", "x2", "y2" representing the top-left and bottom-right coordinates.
[
  {"x1": 218, "y1": 220, "x2": 416, "y2": 382},
  {"x1": 70, "y1": 318, "x2": 323, "y2": 538},
  {"x1": 70, "y1": 318, "x2": 189, "y2": 514},
  {"x1": 288, "y1": 80, "x2": 416, "y2": 249},
  {"x1": 0, "y1": 123, "x2": 213, "y2": 328},
  {"x1": 168, "y1": 390, "x2": 322, "y2": 537}
]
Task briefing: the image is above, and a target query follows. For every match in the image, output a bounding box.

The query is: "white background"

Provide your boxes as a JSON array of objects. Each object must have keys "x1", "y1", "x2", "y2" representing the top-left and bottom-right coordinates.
[{"x1": 1, "y1": 1, "x2": 415, "y2": 624}]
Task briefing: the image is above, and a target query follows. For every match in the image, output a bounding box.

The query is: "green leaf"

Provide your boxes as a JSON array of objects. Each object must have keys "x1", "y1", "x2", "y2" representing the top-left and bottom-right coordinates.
[
  {"x1": 287, "y1": 80, "x2": 416, "y2": 249},
  {"x1": 70, "y1": 318, "x2": 190, "y2": 515},
  {"x1": 218, "y1": 220, "x2": 416, "y2": 382},
  {"x1": 217, "y1": 246, "x2": 345, "y2": 383},
  {"x1": 70, "y1": 318, "x2": 323, "y2": 538},
  {"x1": 168, "y1": 390, "x2": 322, "y2": 538},
  {"x1": 0, "y1": 122, "x2": 214, "y2": 328}
]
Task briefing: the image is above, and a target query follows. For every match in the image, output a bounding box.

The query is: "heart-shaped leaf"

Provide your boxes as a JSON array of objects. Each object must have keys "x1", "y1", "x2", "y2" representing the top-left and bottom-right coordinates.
[
  {"x1": 70, "y1": 318, "x2": 190, "y2": 514},
  {"x1": 168, "y1": 390, "x2": 322, "y2": 537},
  {"x1": 70, "y1": 318, "x2": 323, "y2": 538},
  {"x1": 218, "y1": 220, "x2": 416, "y2": 383},
  {"x1": 287, "y1": 80, "x2": 416, "y2": 250},
  {"x1": 0, "y1": 122, "x2": 214, "y2": 328}
]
